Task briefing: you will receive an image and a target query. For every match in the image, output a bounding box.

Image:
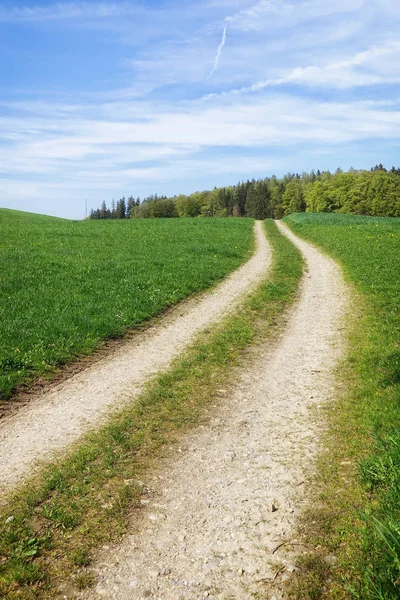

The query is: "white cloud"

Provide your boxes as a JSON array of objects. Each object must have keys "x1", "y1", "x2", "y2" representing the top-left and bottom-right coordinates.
[
  {"x1": 3, "y1": 94, "x2": 400, "y2": 178},
  {"x1": 225, "y1": 0, "x2": 287, "y2": 31},
  {"x1": 205, "y1": 39, "x2": 400, "y2": 97},
  {"x1": 223, "y1": 0, "x2": 368, "y2": 31}
]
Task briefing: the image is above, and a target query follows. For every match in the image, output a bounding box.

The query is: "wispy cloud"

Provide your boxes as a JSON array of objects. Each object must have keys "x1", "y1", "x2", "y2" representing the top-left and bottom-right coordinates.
[
  {"x1": 208, "y1": 26, "x2": 228, "y2": 78},
  {"x1": 3, "y1": 93, "x2": 400, "y2": 174},
  {"x1": 204, "y1": 39, "x2": 400, "y2": 98},
  {"x1": 225, "y1": 0, "x2": 289, "y2": 30},
  {"x1": 224, "y1": 0, "x2": 370, "y2": 31},
  {"x1": 0, "y1": 2, "x2": 143, "y2": 22}
]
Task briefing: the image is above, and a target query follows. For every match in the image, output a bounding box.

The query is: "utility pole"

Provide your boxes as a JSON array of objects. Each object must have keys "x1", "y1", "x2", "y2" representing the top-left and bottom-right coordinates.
[{"x1": 85, "y1": 198, "x2": 88, "y2": 220}]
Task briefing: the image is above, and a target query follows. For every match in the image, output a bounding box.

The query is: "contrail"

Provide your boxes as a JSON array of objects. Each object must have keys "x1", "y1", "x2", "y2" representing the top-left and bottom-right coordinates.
[{"x1": 208, "y1": 26, "x2": 227, "y2": 78}]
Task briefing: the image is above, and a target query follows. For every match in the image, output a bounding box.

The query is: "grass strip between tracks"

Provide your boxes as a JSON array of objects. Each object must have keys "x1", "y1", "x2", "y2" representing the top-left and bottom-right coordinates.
[
  {"x1": 0, "y1": 220, "x2": 303, "y2": 599},
  {"x1": 284, "y1": 213, "x2": 400, "y2": 600}
]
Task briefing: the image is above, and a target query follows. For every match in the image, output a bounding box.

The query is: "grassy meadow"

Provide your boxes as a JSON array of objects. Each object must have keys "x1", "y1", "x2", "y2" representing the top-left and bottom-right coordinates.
[
  {"x1": 0, "y1": 209, "x2": 253, "y2": 400},
  {"x1": 285, "y1": 213, "x2": 400, "y2": 599}
]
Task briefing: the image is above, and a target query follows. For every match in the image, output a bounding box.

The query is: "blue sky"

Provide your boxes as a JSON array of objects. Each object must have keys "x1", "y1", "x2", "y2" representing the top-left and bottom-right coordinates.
[{"x1": 1, "y1": 0, "x2": 400, "y2": 219}]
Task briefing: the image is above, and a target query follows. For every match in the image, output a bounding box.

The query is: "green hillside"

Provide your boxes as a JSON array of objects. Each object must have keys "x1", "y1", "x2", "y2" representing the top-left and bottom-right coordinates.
[
  {"x1": 0, "y1": 209, "x2": 64, "y2": 223},
  {"x1": 0, "y1": 209, "x2": 253, "y2": 400}
]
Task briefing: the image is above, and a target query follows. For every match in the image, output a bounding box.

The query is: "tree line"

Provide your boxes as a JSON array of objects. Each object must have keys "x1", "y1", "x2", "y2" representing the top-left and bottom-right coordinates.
[
  {"x1": 89, "y1": 164, "x2": 400, "y2": 220},
  {"x1": 89, "y1": 197, "x2": 141, "y2": 220}
]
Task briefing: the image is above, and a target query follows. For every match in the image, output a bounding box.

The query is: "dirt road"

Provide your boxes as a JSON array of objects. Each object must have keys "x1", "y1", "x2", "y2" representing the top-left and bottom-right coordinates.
[
  {"x1": 80, "y1": 221, "x2": 348, "y2": 600},
  {"x1": 0, "y1": 222, "x2": 270, "y2": 496}
]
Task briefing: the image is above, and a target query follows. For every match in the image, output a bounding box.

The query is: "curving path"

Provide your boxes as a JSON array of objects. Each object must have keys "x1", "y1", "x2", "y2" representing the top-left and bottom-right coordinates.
[
  {"x1": 80, "y1": 221, "x2": 348, "y2": 600},
  {"x1": 0, "y1": 222, "x2": 270, "y2": 496}
]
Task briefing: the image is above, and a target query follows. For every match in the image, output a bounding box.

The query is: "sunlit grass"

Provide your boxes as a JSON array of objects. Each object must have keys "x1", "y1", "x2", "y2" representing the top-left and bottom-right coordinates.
[{"x1": 0, "y1": 209, "x2": 253, "y2": 400}]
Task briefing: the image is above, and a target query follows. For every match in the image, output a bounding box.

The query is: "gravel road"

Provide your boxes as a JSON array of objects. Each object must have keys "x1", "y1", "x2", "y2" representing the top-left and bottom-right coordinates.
[{"x1": 80, "y1": 221, "x2": 348, "y2": 600}]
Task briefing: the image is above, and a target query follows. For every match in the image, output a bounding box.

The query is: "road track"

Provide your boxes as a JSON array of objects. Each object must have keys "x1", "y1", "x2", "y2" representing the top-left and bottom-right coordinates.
[{"x1": 80, "y1": 221, "x2": 348, "y2": 600}]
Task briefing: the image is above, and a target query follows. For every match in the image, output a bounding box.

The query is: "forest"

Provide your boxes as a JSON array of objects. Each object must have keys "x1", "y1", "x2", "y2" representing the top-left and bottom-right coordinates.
[{"x1": 89, "y1": 164, "x2": 400, "y2": 220}]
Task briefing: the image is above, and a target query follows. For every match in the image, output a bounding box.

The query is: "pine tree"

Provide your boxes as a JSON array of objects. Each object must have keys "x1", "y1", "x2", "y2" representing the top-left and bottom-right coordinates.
[
  {"x1": 111, "y1": 199, "x2": 116, "y2": 219},
  {"x1": 127, "y1": 196, "x2": 135, "y2": 217},
  {"x1": 116, "y1": 198, "x2": 126, "y2": 219},
  {"x1": 100, "y1": 201, "x2": 107, "y2": 219},
  {"x1": 245, "y1": 181, "x2": 271, "y2": 219}
]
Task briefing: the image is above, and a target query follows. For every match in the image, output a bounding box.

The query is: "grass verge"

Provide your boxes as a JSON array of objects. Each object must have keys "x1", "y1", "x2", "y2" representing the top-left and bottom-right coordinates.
[
  {"x1": 0, "y1": 219, "x2": 303, "y2": 599},
  {"x1": 283, "y1": 213, "x2": 400, "y2": 600}
]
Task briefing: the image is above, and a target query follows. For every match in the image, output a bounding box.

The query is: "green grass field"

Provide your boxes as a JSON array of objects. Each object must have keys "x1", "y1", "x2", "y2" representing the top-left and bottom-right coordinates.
[
  {"x1": 285, "y1": 213, "x2": 400, "y2": 599},
  {"x1": 0, "y1": 209, "x2": 253, "y2": 400}
]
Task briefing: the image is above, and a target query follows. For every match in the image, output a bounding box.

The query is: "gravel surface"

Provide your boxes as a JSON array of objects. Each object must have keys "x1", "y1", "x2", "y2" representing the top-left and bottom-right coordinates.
[
  {"x1": 79, "y1": 221, "x2": 348, "y2": 600},
  {"x1": 0, "y1": 222, "x2": 270, "y2": 496}
]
